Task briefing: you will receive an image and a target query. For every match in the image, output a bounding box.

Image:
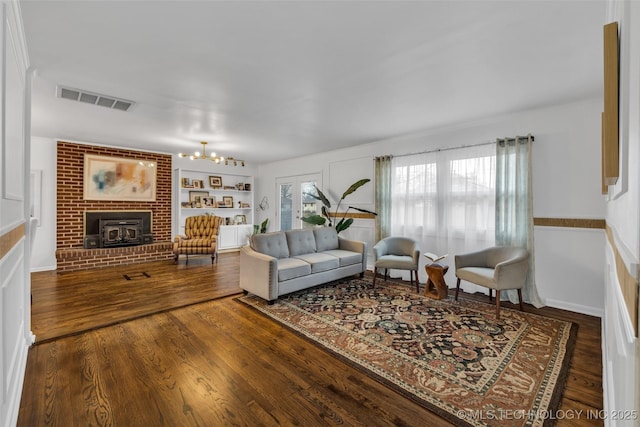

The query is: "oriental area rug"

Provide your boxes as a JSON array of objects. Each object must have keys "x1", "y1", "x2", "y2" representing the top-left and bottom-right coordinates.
[{"x1": 238, "y1": 277, "x2": 577, "y2": 427}]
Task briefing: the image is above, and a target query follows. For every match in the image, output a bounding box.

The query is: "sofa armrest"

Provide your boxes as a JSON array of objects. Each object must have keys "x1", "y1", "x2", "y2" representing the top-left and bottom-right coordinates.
[
  {"x1": 338, "y1": 237, "x2": 368, "y2": 273},
  {"x1": 239, "y1": 245, "x2": 279, "y2": 301}
]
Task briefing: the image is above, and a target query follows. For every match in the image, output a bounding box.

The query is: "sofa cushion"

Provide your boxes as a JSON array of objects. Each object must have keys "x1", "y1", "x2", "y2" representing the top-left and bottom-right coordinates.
[
  {"x1": 278, "y1": 258, "x2": 312, "y2": 281},
  {"x1": 285, "y1": 229, "x2": 317, "y2": 256},
  {"x1": 313, "y1": 227, "x2": 339, "y2": 252},
  {"x1": 251, "y1": 232, "x2": 290, "y2": 259},
  {"x1": 294, "y1": 252, "x2": 340, "y2": 273},
  {"x1": 321, "y1": 249, "x2": 362, "y2": 267}
]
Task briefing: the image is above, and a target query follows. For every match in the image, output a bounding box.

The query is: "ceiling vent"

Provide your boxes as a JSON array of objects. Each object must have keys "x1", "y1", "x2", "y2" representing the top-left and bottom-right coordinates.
[{"x1": 56, "y1": 86, "x2": 135, "y2": 112}]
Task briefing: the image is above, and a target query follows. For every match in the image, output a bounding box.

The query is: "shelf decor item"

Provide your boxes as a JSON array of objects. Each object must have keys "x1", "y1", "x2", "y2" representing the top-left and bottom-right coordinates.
[
  {"x1": 222, "y1": 196, "x2": 233, "y2": 207},
  {"x1": 189, "y1": 191, "x2": 209, "y2": 206},
  {"x1": 209, "y1": 175, "x2": 222, "y2": 188}
]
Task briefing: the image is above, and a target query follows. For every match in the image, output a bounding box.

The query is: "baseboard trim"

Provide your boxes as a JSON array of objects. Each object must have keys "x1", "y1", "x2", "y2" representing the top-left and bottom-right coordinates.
[
  {"x1": 545, "y1": 298, "x2": 604, "y2": 318},
  {"x1": 30, "y1": 265, "x2": 57, "y2": 273}
]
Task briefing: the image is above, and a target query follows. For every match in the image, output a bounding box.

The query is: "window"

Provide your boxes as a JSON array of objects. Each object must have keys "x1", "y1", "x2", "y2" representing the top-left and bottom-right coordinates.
[{"x1": 390, "y1": 144, "x2": 496, "y2": 256}]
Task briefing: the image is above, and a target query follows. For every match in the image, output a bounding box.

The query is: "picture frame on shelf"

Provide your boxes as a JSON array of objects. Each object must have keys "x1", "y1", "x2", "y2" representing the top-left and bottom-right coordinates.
[
  {"x1": 236, "y1": 182, "x2": 244, "y2": 190},
  {"x1": 181, "y1": 177, "x2": 193, "y2": 188},
  {"x1": 209, "y1": 175, "x2": 222, "y2": 188},
  {"x1": 193, "y1": 179, "x2": 204, "y2": 188},
  {"x1": 189, "y1": 191, "x2": 209, "y2": 207},
  {"x1": 234, "y1": 214, "x2": 246, "y2": 224},
  {"x1": 202, "y1": 196, "x2": 216, "y2": 207},
  {"x1": 222, "y1": 196, "x2": 233, "y2": 207},
  {"x1": 244, "y1": 183, "x2": 251, "y2": 191}
]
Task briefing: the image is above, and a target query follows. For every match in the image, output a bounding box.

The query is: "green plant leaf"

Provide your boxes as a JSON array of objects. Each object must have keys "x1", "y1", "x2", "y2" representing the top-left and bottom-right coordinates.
[
  {"x1": 335, "y1": 217, "x2": 353, "y2": 233},
  {"x1": 260, "y1": 218, "x2": 269, "y2": 233},
  {"x1": 348, "y1": 206, "x2": 378, "y2": 216},
  {"x1": 314, "y1": 185, "x2": 332, "y2": 208},
  {"x1": 341, "y1": 179, "x2": 370, "y2": 200},
  {"x1": 301, "y1": 215, "x2": 326, "y2": 226}
]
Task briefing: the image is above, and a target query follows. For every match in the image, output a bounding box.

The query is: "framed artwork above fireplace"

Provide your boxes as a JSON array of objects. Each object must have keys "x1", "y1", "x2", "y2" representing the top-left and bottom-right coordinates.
[{"x1": 83, "y1": 154, "x2": 157, "y2": 201}]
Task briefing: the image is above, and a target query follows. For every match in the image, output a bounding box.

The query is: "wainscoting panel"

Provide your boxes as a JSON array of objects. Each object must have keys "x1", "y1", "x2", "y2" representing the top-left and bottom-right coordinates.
[
  {"x1": 1, "y1": 238, "x2": 28, "y2": 427},
  {"x1": 339, "y1": 219, "x2": 375, "y2": 269},
  {"x1": 602, "y1": 239, "x2": 636, "y2": 424},
  {"x1": 534, "y1": 226, "x2": 605, "y2": 316}
]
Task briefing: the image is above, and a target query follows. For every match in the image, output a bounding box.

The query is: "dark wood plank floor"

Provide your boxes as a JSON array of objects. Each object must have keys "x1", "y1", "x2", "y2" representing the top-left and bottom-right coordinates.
[
  {"x1": 30, "y1": 253, "x2": 242, "y2": 342},
  {"x1": 20, "y1": 252, "x2": 603, "y2": 426}
]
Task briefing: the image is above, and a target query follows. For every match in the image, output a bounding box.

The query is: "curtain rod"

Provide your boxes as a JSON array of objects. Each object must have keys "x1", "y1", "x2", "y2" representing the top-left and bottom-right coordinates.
[{"x1": 376, "y1": 134, "x2": 534, "y2": 160}]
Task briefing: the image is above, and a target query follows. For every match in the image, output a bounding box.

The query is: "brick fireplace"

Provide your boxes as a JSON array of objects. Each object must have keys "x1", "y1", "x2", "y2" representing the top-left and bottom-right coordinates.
[{"x1": 55, "y1": 141, "x2": 173, "y2": 272}]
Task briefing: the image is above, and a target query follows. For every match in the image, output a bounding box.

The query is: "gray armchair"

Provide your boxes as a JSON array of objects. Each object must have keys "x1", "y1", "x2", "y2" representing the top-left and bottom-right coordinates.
[
  {"x1": 454, "y1": 246, "x2": 529, "y2": 319},
  {"x1": 373, "y1": 237, "x2": 420, "y2": 292}
]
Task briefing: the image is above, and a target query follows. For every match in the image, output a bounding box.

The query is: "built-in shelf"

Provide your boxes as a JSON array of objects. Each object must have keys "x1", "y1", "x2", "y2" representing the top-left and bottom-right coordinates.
[{"x1": 174, "y1": 168, "x2": 254, "y2": 250}]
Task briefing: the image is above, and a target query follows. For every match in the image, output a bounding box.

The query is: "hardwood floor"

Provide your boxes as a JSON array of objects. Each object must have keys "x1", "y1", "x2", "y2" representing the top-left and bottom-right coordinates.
[{"x1": 20, "y1": 253, "x2": 603, "y2": 426}]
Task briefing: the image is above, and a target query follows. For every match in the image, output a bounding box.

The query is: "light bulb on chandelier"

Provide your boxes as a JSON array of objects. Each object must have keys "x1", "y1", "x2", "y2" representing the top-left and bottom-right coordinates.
[{"x1": 178, "y1": 141, "x2": 245, "y2": 167}]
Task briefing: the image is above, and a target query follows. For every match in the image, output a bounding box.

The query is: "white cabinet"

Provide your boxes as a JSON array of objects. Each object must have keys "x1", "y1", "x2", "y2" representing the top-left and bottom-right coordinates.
[
  {"x1": 218, "y1": 224, "x2": 253, "y2": 250},
  {"x1": 174, "y1": 168, "x2": 254, "y2": 250}
]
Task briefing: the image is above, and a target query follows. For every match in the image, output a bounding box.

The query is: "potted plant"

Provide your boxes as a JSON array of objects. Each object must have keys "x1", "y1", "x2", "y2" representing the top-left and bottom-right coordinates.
[{"x1": 301, "y1": 179, "x2": 376, "y2": 233}]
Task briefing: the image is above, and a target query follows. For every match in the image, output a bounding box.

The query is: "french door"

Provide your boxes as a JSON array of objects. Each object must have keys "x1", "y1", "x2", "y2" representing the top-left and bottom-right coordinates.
[{"x1": 276, "y1": 173, "x2": 322, "y2": 231}]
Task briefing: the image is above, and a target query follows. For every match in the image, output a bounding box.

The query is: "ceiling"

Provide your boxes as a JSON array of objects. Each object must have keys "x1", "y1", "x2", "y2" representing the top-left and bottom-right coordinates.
[{"x1": 21, "y1": 1, "x2": 605, "y2": 164}]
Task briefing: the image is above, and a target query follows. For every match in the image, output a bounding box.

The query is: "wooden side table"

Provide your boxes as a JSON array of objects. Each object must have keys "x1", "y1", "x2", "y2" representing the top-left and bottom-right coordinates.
[{"x1": 424, "y1": 263, "x2": 449, "y2": 300}]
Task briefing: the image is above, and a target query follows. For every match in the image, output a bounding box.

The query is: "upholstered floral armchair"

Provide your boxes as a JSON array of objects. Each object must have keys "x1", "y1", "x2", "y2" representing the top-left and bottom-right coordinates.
[{"x1": 173, "y1": 215, "x2": 223, "y2": 264}]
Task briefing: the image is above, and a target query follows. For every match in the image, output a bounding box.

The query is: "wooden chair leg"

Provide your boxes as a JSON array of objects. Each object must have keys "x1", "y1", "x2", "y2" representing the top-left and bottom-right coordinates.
[
  {"x1": 414, "y1": 270, "x2": 419, "y2": 293},
  {"x1": 518, "y1": 288, "x2": 524, "y2": 311},
  {"x1": 488, "y1": 289, "x2": 493, "y2": 302},
  {"x1": 409, "y1": 270, "x2": 414, "y2": 290},
  {"x1": 495, "y1": 295, "x2": 501, "y2": 319},
  {"x1": 384, "y1": 268, "x2": 388, "y2": 282},
  {"x1": 373, "y1": 267, "x2": 378, "y2": 286},
  {"x1": 455, "y1": 278, "x2": 461, "y2": 300}
]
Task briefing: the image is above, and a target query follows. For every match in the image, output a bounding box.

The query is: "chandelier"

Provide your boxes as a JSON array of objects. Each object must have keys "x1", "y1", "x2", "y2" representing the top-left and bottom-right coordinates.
[{"x1": 178, "y1": 141, "x2": 245, "y2": 167}]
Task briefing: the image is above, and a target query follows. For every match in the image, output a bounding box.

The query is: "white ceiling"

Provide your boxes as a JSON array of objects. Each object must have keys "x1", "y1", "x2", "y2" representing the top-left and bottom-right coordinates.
[{"x1": 21, "y1": 1, "x2": 605, "y2": 164}]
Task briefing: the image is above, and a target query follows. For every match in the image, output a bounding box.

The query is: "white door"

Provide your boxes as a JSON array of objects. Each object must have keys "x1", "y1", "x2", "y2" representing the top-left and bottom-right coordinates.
[{"x1": 276, "y1": 173, "x2": 322, "y2": 231}]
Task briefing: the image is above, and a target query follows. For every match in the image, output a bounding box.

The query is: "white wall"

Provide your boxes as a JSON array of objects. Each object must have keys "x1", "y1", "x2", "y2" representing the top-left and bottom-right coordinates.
[
  {"x1": 1, "y1": 1, "x2": 33, "y2": 426},
  {"x1": 257, "y1": 97, "x2": 606, "y2": 315}
]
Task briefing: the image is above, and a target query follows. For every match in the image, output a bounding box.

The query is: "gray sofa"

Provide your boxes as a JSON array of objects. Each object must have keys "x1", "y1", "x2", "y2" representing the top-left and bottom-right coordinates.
[{"x1": 239, "y1": 227, "x2": 368, "y2": 302}]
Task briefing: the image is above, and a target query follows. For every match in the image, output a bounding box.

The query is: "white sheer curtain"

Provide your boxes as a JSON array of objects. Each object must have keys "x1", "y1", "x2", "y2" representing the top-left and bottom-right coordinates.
[
  {"x1": 390, "y1": 144, "x2": 496, "y2": 285},
  {"x1": 495, "y1": 135, "x2": 543, "y2": 307}
]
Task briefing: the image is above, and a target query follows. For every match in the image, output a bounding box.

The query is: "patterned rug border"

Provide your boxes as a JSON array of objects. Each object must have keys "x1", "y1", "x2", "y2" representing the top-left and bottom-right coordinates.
[{"x1": 236, "y1": 280, "x2": 578, "y2": 427}]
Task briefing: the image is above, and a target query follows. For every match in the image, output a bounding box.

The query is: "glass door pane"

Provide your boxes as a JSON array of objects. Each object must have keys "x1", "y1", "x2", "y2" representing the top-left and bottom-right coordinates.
[
  {"x1": 276, "y1": 174, "x2": 322, "y2": 231},
  {"x1": 278, "y1": 181, "x2": 293, "y2": 231},
  {"x1": 300, "y1": 179, "x2": 320, "y2": 229}
]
